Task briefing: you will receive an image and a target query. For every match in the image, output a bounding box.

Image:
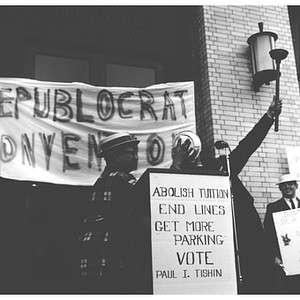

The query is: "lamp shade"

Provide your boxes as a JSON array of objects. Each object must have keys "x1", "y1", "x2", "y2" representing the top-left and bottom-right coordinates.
[{"x1": 247, "y1": 22, "x2": 278, "y2": 91}]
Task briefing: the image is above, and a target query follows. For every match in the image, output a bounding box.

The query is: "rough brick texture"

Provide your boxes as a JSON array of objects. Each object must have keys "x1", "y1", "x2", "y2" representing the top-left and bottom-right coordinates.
[{"x1": 190, "y1": 6, "x2": 300, "y2": 221}]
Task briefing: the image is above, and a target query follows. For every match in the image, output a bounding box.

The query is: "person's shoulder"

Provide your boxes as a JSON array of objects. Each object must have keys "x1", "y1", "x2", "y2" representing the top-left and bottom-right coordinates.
[
  {"x1": 95, "y1": 171, "x2": 136, "y2": 185},
  {"x1": 111, "y1": 171, "x2": 137, "y2": 184},
  {"x1": 266, "y1": 198, "x2": 283, "y2": 210}
]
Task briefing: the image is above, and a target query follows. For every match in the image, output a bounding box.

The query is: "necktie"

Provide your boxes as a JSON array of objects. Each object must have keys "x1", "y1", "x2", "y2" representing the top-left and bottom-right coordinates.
[{"x1": 290, "y1": 199, "x2": 296, "y2": 209}]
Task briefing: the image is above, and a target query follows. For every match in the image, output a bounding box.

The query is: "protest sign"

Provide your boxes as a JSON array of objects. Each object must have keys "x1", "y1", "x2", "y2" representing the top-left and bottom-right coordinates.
[
  {"x1": 149, "y1": 172, "x2": 237, "y2": 294},
  {"x1": 0, "y1": 78, "x2": 196, "y2": 185},
  {"x1": 286, "y1": 147, "x2": 300, "y2": 198},
  {"x1": 286, "y1": 147, "x2": 300, "y2": 196},
  {"x1": 273, "y1": 208, "x2": 300, "y2": 276}
]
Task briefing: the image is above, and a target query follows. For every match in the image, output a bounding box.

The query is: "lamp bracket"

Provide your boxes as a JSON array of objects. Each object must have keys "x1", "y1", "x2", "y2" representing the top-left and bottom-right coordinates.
[{"x1": 252, "y1": 69, "x2": 277, "y2": 92}]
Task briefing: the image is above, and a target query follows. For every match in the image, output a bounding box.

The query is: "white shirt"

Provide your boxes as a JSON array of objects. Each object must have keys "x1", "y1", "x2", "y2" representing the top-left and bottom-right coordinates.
[{"x1": 284, "y1": 197, "x2": 298, "y2": 209}]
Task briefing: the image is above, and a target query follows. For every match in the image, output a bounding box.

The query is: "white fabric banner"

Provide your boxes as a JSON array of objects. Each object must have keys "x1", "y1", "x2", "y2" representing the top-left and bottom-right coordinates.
[{"x1": 0, "y1": 78, "x2": 196, "y2": 186}]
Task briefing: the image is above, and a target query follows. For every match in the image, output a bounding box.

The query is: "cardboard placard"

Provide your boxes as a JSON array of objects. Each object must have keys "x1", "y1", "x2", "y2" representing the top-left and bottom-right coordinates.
[
  {"x1": 149, "y1": 172, "x2": 237, "y2": 294},
  {"x1": 273, "y1": 208, "x2": 300, "y2": 276}
]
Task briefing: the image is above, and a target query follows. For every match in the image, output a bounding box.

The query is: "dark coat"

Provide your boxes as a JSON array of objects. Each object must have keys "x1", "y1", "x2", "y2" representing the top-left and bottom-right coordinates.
[
  {"x1": 228, "y1": 113, "x2": 276, "y2": 294},
  {"x1": 78, "y1": 168, "x2": 139, "y2": 294}
]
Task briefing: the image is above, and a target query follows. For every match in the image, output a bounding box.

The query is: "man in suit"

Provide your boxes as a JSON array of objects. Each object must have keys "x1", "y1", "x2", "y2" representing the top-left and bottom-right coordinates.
[
  {"x1": 224, "y1": 97, "x2": 280, "y2": 294},
  {"x1": 264, "y1": 174, "x2": 300, "y2": 294},
  {"x1": 176, "y1": 96, "x2": 282, "y2": 294}
]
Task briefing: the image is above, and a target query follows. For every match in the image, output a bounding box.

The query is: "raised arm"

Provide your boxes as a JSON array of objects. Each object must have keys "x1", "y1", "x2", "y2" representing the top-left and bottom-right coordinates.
[{"x1": 229, "y1": 97, "x2": 282, "y2": 176}]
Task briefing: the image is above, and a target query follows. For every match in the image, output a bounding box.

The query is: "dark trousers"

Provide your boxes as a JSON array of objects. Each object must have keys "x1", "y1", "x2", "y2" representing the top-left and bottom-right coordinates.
[{"x1": 274, "y1": 266, "x2": 300, "y2": 294}]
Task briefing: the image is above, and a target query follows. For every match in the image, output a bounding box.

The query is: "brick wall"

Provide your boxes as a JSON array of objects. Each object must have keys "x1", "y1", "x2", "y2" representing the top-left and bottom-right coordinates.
[{"x1": 191, "y1": 5, "x2": 300, "y2": 220}]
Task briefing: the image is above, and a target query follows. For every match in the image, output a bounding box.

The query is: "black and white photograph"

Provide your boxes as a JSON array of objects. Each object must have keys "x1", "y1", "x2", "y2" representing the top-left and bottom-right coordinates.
[{"x1": 0, "y1": 4, "x2": 299, "y2": 295}]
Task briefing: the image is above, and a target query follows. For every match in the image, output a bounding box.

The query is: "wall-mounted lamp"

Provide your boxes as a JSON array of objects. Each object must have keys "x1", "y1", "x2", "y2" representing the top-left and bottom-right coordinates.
[{"x1": 247, "y1": 22, "x2": 278, "y2": 92}]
